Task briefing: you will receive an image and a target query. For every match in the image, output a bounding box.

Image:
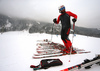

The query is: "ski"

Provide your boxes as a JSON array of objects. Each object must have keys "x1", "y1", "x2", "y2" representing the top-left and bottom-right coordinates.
[
  {"x1": 77, "y1": 51, "x2": 91, "y2": 54},
  {"x1": 61, "y1": 54, "x2": 100, "y2": 71},
  {"x1": 37, "y1": 42, "x2": 65, "y2": 48},
  {"x1": 37, "y1": 48, "x2": 60, "y2": 51},
  {"x1": 37, "y1": 39, "x2": 51, "y2": 42},
  {"x1": 33, "y1": 53, "x2": 63, "y2": 59},
  {"x1": 34, "y1": 53, "x2": 60, "y2": 56},
  {"x1": 36, "y1": 45, "x2": 55, "y2": 50},
  {"x1": 37, "y1": 46, "x2": 85, "y2": 52},
  {"x1": 34, "y1": 51, "x2": 90, "y2": 56},
  {"x1": 34, "y1": 50, "x2": 61, "y2": 56},
  {"x1": 36, "y1": 49, "x2": 85, "y2": 54},
  {"x1": 37, "y1": 49, "x2": 61, "y2": 54},
  {"x1": 33, "y1": 51, "x2": 90, "y2": 59}
]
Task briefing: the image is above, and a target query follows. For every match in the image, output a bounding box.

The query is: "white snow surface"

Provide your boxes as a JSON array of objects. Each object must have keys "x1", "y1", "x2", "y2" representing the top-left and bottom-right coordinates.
[{"x1": 0, "y1": 31, "x2": 100, "y2": 71}]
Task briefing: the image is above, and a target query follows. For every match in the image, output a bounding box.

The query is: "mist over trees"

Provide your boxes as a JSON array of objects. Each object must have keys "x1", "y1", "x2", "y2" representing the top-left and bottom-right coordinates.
[{"x1": 0, "y1": 14, "x2": 100, "y2": 38}]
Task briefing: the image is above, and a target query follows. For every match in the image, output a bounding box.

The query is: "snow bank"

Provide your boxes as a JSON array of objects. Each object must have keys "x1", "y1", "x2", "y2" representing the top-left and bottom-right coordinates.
[{"x1": 0, "y1": 31, "x2": 100, "y2": 71}]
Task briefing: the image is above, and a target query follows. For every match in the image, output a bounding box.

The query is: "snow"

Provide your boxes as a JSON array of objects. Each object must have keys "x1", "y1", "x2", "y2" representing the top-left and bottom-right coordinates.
[{"x1": 0, "y1": 31, "x2": 100, "y2": 71}]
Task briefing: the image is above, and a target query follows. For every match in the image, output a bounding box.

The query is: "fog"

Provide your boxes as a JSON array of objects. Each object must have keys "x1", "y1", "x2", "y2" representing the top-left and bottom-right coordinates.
[{"x1": 0, "y1": 0, "x2": 100, "y2": 28}]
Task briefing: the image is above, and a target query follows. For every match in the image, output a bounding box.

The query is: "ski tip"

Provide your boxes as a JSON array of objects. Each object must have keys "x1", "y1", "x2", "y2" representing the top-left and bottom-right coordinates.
[
  {"x1": 34, "y1": 54, "x2": 39, "y2": 56},
  {"x1": 60, "y1": 68, "x2": 69, "y2": 71},
  {"x1": 32, "y1": 56, "x2": 37, "y2": 59},
  {"x1": 32, "y1": 57, "x2": 38, "y2": 59}
]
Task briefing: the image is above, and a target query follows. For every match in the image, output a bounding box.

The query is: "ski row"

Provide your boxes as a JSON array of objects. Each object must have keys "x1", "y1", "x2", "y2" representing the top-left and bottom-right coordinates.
[{"x1": 33, "y1": 40, "x2": 90, "y2": 59}]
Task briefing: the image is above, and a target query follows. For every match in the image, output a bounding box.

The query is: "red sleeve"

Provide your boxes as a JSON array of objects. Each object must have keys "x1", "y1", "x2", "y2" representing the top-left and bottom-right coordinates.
[
  {"x1": 56, "y1": 14, "x2": 61, "y2": 24},
  {"x1": 66, "y1": 11, "x2": 77, "y2": 19}
]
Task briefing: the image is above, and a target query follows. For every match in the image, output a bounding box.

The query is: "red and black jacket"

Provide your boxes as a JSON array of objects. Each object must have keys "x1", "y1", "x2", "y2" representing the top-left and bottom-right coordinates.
[{"x1": 56, "y1": 11, "x2": 77, "y2": 29}]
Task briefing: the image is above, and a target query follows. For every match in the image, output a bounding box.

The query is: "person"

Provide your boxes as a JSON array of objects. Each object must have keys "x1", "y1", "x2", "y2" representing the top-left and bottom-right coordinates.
[{"x1": 53, "y1": 5, "x2": 77, "y2": 54}]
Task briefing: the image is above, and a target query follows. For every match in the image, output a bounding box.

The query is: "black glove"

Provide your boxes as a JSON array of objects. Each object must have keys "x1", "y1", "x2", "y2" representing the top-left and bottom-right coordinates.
[
  {"x1": 72, "y1": 18, "x2": 77, "y2": 23},
  {"x1": 53, "y1": 18, "x2": 57, "y2": 23}
]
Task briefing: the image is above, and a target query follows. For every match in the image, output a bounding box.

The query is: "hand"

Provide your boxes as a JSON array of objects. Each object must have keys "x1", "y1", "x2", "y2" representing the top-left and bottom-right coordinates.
[
  {"x1": 72, "y1": 18, "x2": 77, "y2": 23},
  {"x1": 53, "y1": 18, "x2": 57, "y2": 23}
]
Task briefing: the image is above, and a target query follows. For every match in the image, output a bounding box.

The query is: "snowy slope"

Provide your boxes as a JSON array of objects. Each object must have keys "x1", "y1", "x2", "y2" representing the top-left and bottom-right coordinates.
[{"x1": 0, "y1": 31, "x2": 100, "y2": 71}]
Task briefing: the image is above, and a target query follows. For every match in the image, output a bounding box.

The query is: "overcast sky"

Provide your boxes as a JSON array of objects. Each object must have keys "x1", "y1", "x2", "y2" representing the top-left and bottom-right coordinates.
[{"x1": 0, "y1": 0, "x2": 100, "y2": 28}]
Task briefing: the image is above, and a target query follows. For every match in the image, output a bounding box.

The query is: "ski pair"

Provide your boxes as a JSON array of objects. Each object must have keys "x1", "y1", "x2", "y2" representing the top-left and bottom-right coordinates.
[
  {"x1": 61, "y1": 55, "x2": 100, "y2": 71},
  {"x1": 34, "y1": 40, "x2": 90, "y2": 59}
]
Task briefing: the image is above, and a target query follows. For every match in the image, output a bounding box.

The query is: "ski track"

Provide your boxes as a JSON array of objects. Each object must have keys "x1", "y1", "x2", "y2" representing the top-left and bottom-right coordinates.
[{"x1": 0, "y1": 31, "x2": 100, "y2": 71}]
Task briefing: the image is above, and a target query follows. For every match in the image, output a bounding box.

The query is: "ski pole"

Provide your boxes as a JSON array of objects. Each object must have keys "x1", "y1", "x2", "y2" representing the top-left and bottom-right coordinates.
[
  {"x1": 51, "y1": 23, "x2": 54, "y2": 42},
  {"x1": 69, "y1": 22, "x2": 75, "y2": 62},
  {"x1": 72, "y1": 22, "x2": 75, "y2": 44}
]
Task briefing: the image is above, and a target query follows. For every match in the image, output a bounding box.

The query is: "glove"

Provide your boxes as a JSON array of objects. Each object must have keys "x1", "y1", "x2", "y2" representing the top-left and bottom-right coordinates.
[
  {"x1": 72, "y1": 18, "x2": 77, "y2": 23},
  {"x1": 53, "y1": 18, "x2": 57, "y2": 23}
]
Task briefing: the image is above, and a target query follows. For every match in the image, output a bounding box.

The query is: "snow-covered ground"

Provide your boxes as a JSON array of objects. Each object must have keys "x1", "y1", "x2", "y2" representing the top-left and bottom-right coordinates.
[{"x1": 0, "y1": 31, "x2": 100, "y2": 71}]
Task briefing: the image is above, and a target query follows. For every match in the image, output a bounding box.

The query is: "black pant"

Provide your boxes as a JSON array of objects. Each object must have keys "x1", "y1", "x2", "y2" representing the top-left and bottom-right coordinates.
[{"x1": 61, "y1": 28, "x2": 70, "y2": 43}]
